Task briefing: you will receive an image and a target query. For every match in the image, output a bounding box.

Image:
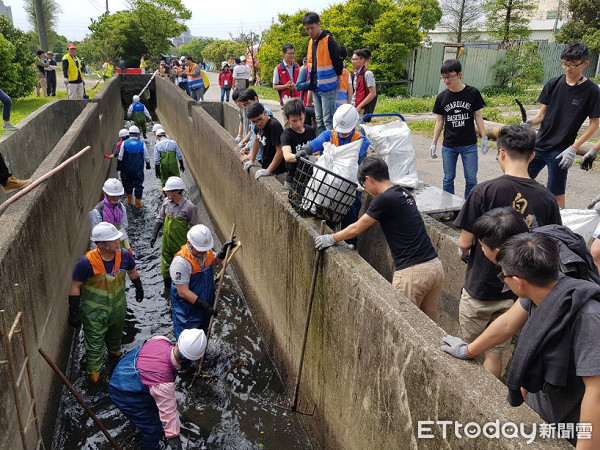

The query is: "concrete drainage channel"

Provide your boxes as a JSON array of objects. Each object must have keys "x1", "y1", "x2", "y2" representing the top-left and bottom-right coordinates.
[{"x1": 50, "y1": 126, "x2": 310, "y2": 449}]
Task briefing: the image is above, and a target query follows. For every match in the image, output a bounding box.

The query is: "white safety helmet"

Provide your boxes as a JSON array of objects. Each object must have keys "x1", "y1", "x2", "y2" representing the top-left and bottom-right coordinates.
[
  {"x1": 102, "y1": 178, "x2": 124, "y2": 196},
  {"x1": 128, "y1": 125, "x2": 140, "y2": 135},
  {"x1": 152, "y1": 123, "x2": 162, "y2": 132},
  {"x1": 133, "y1": 95, "x2": 140, "y2": 102},
  {"x1": 333, "y1": 104, "x2": 359, "y2": 134},
  {"x1": 187, "y1": 224, "x2": 213, "y2": 252},
  {"x1": 156, "y1": 129, "x2": 167, "y2": 137},
  {"x1": 240, "y1": 56, "x2": 246, "y2": 62},
  {"x1": 163, "y1": 176, "x2": 185, "y2": 192},
  {"x1": 118, "y1": 128, "x2": 129, "y2": 138},
  {"x1": 91, "y1": 222, "x2": 123, "y2": 242},
  {"x1": 177, "y1": 329, "x2": 207, "y2": 360}
]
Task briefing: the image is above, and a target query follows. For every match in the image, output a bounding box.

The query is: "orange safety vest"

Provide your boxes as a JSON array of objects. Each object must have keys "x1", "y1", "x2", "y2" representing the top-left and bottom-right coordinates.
[
  {"x1": 86, "y1": 248, "x2": 122, "y2": 275},
  {"x1": 331, "y1": 130, "x2": 362, "y2": 146},
  {"x1": 174, "y1": 245, "x2": 214, "y2": 274},
  {"x1": 185, "y1": 64, "x2": 205, "y2": 90},
  {"x1": 306, "y1": 34, "x2": 337, "y2": 92}
]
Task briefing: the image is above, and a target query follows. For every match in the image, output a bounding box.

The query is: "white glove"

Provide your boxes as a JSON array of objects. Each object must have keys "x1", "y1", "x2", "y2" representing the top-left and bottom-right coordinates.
[
  {"x1": 480, "y1": 136, "x2": 489, "y2": 155},
  {"x1": 238, "y1": 141, "x2": 246, "y2": 148},
  {"x1": 441, "y1": 336, "x2": 474, "y2": 360},
  {"x1": 555, "y1": 146, "x2": 577, "y2": 170},
  {"x1": 234, "y1": 135, "x2": 242, "y2": 143},
  {"x1": 429, "y1": 142, "x2": 438, "y2": 159},
  {"x1": 243, "y1": 160, "x2": 255, "y2": 172},
  {"x1": 315, "y1": 234, "x2": 337, "y2": 250},
  {"x1": 588, "y1": 193, "x2": 600, "y2": 212},
  {"x1": 255, "y1": 168, "x2": 271, "y2": 179},
  {"x1": 580, "y1": 148, "x2": 598, "y2": 171}
]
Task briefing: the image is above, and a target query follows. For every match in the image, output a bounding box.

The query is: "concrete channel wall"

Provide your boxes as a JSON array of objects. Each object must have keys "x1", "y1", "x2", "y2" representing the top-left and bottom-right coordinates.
[
  {"x1": 0, "y1": 78, "x2": 123, "y2": 449},
  {"x1": 155, "y1": 77, "x2": 568, "y2": 449}
]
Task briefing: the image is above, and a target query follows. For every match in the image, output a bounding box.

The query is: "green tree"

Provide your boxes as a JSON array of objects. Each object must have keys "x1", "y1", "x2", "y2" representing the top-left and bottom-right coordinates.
[
  {"x1": 400, "y1": 0, "x2": 443, "y2": 32},
  {"x1": 493, "y1": 42, "x2": 544, "y2": 88},
  {"x1": 88, "y1": 11, "x2": 146, "y2": 67},
  {"x1": 178, "y1": 37, "x2": 214, "y2": 62},
  {"x1": 129, "y1": 0, "x2": 192, "y2": 62},
  {"x1": 440, "y1": 0, "x2": 483, "y2": 43},
  {"x1": 201, "y1": 40, "x2": 246, "y2": 66},
  {"x1": 23, "y1": 0, "x2": 62, "y2": 38},
  {"x1": 0, "y1": 16, "x2": 37, "y2": 98},
  {"x1": 557, "y1": 0, "x2": 600, "y2": 52},
  {"x1": 483, "y1": 0, "x2": 534, "y2": 41}
]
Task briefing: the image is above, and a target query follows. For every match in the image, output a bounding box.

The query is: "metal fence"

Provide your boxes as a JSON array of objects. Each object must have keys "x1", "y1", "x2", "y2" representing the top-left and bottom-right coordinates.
[{"x1": 407, "y1": 42, "x2": 599, "y2": 97}]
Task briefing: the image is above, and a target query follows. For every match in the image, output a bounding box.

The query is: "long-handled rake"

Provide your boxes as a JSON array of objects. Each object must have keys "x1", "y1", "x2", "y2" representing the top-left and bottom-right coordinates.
[{"x1": 275, "y1": 220, "x2": 326, "y2": 416}]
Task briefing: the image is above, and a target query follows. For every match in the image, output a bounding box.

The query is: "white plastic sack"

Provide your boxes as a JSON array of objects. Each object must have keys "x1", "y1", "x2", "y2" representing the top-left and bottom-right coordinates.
[
  {"x1": 560, "y1": 209, "x2": 600, "y2": 245},
  {"x1": 301, "y1": 139, "x2": 361, "y2": 219},
  {"x1": 362, "y1": 119, "x2": 419, "y2": 189}
]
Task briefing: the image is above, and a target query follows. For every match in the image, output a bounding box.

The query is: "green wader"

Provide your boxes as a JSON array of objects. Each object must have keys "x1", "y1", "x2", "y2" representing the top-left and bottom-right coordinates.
[
  {"x1": 159, "y1": 150, "x2": 180, "y2": 187},
  {"x1": 81, "y1": 268, "x2": 127, "y2": 375},
  {"x1": 161, "y1": 214, "x2": 190, "y2": 279},
  {"x1": 131, "y1": 111, "x2": 147, "y2": 135}
]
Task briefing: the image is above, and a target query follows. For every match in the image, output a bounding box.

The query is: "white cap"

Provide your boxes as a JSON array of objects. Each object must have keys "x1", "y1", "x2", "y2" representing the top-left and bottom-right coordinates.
[
  {"x1": 240, "y1": 56, "x2": 246, "y2": 61},
  {"x1": 163, "y1": 176, "x2": 185, "y2": 191},
  {"x1": 133, "y1": 95, "x2": 140, "y2": 102},
  {"x1": 152, "y1": 123, "x2": 162, "y2": 132},
  {"x1": 118, "y1": 128, "x2": 129, "y2": 138},
  {"x1": 156, "y1": 129, "x2": 167, "y2": 137},
  {"x1": 333, "y1": 104, "x2": 359, "y2": 134},
  {"x1": 91, "y1": 222, "x2": 123, "y2": 242},
  {"x1": 128, "y1": 125, "x2": 140, "y2": 135},
  {"x1": 102, "y1": 178, "x2": 124, "y2": 196},
  {"x1": 177, "y1": 329, "x2": 207, "y2": 360},
  {"x1": 187, "y1": 224, "x2": 213, "y2": 252}
]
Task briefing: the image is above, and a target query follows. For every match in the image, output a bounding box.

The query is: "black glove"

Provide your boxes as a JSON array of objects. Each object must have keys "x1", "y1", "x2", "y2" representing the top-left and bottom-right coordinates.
[
  {"x1": 216, "y1": 237, "x2": 237, "y2": 260},
  {"x1": 167, "y1": 436, "x2": 183, "y2": 450},
  {"x1": 295, "y1": 144, "x2": 312, "y2": 161},
  {"x1": 150, "y1": 222, "x2": 162, "y2": 248},
  {"x1": 197, "y1": 299, "x2": 217, "y2": 317},
  {"x1": 131, "y1": 277, "x2": 144, "y2": 302},
  {"x1": 155, "y1": 165, "x2": 161, "y2": 179},
  {"x1": 116, "y1": 160, "x2": 122, "y2": 172},
  {"x1": 68, "y1": 295, "x2": 81, "y2": 328},
  {"x1": 179, "y1": 160, "x2": 185, "y2": 172},
  {"x1": 145, "y1": 162, "x2": 151, "y2": 170}
]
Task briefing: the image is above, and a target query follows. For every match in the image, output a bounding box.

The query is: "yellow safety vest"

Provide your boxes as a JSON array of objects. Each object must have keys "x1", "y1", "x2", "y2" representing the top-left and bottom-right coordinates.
[
  {"x1": 62, "y1": 54, "x2": 83, "y2": 82},
  {"x1": 102, "y1": 63, "x2": 113, "y2": 77},
  {"x1": 140, "y1": 58, "x2": 146, "y2": 69}
]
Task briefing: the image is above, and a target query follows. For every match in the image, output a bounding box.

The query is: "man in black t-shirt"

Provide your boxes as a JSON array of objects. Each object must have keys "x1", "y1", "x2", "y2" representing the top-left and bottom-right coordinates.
[
  {"x1": 315, "y1": 157, "x2": 444, "y2": 321},
  {"x1": 280, "y1": 99, "x2": 316, "y2": 189},
  {"x1": 527, "y1": 43, "x2": 600, "y2": 208},
  {"x1": 241, "y1": 102, "x2": 286, "y2": 183},
  {"x1": 431, "y1": 59, "x2": 488, "y2": 198},
  {"x1": 453, "y1": 125, "x2": 561, "y2": 379}
]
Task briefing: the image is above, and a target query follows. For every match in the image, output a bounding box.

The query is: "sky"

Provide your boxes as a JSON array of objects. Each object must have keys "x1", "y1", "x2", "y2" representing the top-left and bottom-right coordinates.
[{"x1": 5, "y1": 0, "x2": 329, "y2": 41}]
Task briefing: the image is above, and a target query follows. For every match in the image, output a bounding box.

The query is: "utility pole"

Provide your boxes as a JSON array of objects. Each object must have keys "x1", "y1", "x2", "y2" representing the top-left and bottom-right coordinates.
[
  {"x1": 34, "y1": 0, "x2": 48, "y2": 51},
  {"x1": 106, "y1": 0, "x2": 109, "y2": 13}
]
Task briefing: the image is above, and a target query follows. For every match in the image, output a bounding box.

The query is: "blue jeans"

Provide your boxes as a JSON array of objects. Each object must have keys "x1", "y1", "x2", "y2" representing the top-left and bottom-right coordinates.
[
  {"x1": 313, "y1": 89, "x2": 338, "y2": 135},
  {"x1": 0, "y1": 88, "x2": 11, "y2": 122},
  {"x1": 221, "y1": 88, "x2": 231, "y2": 102},
  {"x1": 528, "y1": 148, "x2": 567, "y2": 195},
  {"x1": 442, "y1": 144, "x2": 478, "y2": 198}
]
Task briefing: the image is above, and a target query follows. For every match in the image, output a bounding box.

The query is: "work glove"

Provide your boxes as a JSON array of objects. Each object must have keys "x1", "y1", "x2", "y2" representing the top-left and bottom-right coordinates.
[
  {"x1": 238, "y1": 140, "x2": 246, "y2": 148},
  {"x1": 145, "y1": 162, "x2": 151, "y2": 170},
  {"x1": 235, "y1": 135, "x2": 242, "y2": 143},
  {"x1": 197, "y1": 299, "x2": 217, "y2": 317},
  {"x1": 68, "y1": 295, "x2": 81, "y2": 328},
  {"x1": 179, "y1": 160, "x2": 185, "y2": 172},
  {"x1": 588, "y1": 193, "x2": 600, "y2": 212},
  {"x1": 155, "y1": 165, "x2": 161, "y2": 179},
  {"x1": 167, "y1": 436, "x2": 183, "y2": 450},
  {"x1": 479, "y1": 136, "x2": 490, "y2": 155},
  {"x1": 458, "y1": 248, "x2": 469, "y2": 264},
  {"x1": 150, "y1": 222, "x2": 161, "y2": 248},
  {"x1": 555, "y1": 146, "x2": 577, "y2": 170},
  {"x1": 525, "y1": 119, "x2": 534, "y2": 127},
  {"x1": 217, "y1": 238, "x2": 237, "y2": 260},
  {"x1": 255, "y1": 168, "x2": 271, "y2": 179},
  {"x1": 429, "y1": 142, "x2": 438, "y2": 159},
  {"x1": 580, "y1": 148, "x2": 598, "y2": 171},
  {"x1": 131, "y1": 277, "x2": 144, "y2": 302},
  {"x1": 441, "y1": 336, "x2": 474, "y2": 360},
  {"x1": 315, "y1": 234, "x2": 337, "y2": 250},
  {"x1": 104, "y1": 154, "x2": 114, "y2": 159},
  {"x1": 243, "y1": 160, "x2": 255, "y2": 172},
  {"x1": 295, "y1": 144, "x2": 313, "y2": 161}
]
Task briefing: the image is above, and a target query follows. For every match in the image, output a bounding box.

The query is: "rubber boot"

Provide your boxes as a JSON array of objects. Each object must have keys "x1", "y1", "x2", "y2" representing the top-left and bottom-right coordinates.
[
  {"x1": 135, "y1": 197, "x2": 144, "y2": 208},
  {"x1": 127, "y1": 194, "x2": 133, "y2": 205},
  {"x1": 89, "y1": 373, "x2": 100, "y2": 382}
]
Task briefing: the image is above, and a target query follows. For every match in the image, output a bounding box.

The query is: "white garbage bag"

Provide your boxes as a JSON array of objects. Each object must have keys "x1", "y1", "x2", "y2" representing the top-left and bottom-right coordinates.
[
  {"x1": 301, "y1": 139, "x2": 361, "y2": 221},
  {"x1": 362, "y1": 119, "x2": 419, "y2": 189},
  {"x1": 560, "y1": 209, "x2": 600, "y2": 246}
]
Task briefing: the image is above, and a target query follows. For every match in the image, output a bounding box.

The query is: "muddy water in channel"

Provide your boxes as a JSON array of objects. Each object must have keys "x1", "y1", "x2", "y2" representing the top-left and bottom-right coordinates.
[{"x1": 51, "y1": 126, "x2": 310, "y2": 449}]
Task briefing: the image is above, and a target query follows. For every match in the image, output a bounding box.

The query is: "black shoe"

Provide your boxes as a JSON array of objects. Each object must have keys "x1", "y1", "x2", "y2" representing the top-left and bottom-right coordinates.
[{"x1": 163, "y1": 278, "x2": 172, "y2": 297}]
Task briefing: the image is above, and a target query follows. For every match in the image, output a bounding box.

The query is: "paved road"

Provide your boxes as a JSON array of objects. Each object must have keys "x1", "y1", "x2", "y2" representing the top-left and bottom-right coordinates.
[{"x1": 203, "y1": 71, "x2": 599, "y2": 210}]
